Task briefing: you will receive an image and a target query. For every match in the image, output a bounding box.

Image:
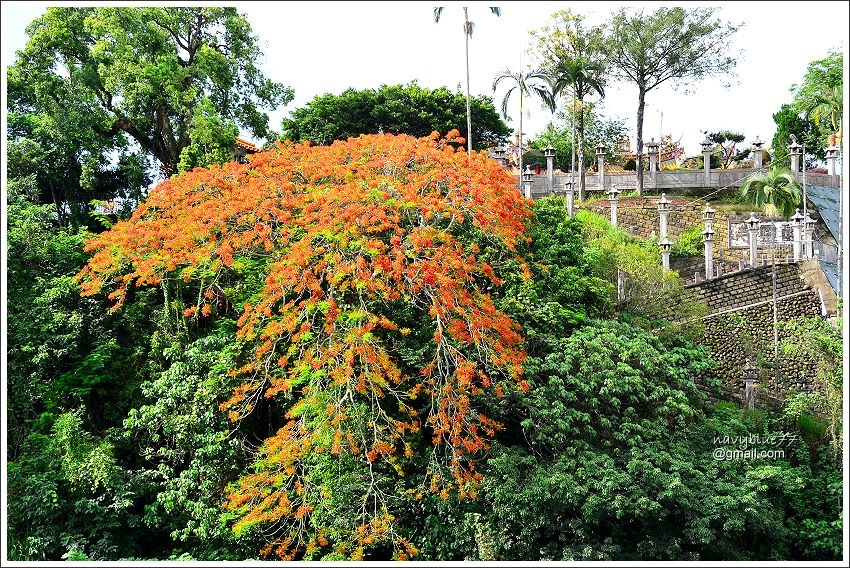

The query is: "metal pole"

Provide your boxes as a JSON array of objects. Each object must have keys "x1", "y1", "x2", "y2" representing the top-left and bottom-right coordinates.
[{"x1": 802, "y1": 140, "x2": 807, "y2": 245}]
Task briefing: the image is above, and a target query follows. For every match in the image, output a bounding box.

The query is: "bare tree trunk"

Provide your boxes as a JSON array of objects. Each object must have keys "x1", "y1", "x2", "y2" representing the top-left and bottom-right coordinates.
[
  {"x1": 570, "y1": 90, "x2": 576, "y2": 201},
  {"x1": 464, "y1": 18, "x2": 472, "y2": 155},
  {"x1": 578, "y1": 99, "x2": 586, "y2": 202},
  {"x1": 518, "y1": 88, "x2": 524, "y2": 185},
  {"x1": 636, "y1": 88, "x2": 646, "y2": 196}
]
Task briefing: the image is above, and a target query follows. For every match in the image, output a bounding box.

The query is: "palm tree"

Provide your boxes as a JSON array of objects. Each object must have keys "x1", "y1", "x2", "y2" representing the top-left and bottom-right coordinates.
[
  {"x1": 740, "y1": 167, "x2": 802, "y2": 218},
  {"x1": 805, "y1": 83, "x2": 843, "y2": 147},
  {"x1": 433, "y1": 6, "x2": 501, "y2": 155},
  {"x1": 492, "y1": 68, "x2": 553, "y2": 195},
  {"x1": 548, "y1": 56, "x2": 605, "y2": 201}
]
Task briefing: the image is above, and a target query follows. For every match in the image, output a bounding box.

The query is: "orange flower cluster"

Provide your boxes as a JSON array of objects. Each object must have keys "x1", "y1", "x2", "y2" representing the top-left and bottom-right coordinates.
[{"x1": 77, "y1": 131, "x2": 531, "y2": 559}]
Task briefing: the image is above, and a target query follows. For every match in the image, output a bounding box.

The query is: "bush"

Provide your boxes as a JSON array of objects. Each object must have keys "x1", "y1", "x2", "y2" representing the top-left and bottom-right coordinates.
[{"x1": 672, "y1": 225, "x2": 704, "y2": 258}]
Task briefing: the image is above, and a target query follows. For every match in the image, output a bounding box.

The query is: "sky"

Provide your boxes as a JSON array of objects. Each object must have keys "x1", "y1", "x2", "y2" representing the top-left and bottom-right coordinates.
[{"x1": 2, "y1": 0, "x2": 849, "y2": 157}]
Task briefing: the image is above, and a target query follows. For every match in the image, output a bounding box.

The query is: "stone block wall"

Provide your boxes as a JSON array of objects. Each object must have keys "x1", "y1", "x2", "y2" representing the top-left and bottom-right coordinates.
[
  {"x1": 700, "y1": 291, "x2": 822, "y2": 405},
  {"x1": 684, "y1": 263, "x2": 811, "y2": 312}
]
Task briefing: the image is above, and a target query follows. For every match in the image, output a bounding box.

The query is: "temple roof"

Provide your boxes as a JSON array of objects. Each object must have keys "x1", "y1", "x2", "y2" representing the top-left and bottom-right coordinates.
[{"x1": 235, "y1": 137, "x2": 260, "y2": 153}]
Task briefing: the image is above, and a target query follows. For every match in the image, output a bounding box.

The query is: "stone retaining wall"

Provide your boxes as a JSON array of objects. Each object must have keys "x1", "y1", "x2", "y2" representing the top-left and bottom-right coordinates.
[
  {"x1": 684, "y1": 263, "x2": 810, "y2": 312},
  {"x1": 700, "y1": 291, "x2": 822, "y2": 405}
]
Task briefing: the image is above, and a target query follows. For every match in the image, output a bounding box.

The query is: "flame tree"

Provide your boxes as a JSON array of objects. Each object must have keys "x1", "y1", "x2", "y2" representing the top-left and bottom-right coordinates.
[{"x1": 76, "y1": 131, "x2": 531, "y2": 559}]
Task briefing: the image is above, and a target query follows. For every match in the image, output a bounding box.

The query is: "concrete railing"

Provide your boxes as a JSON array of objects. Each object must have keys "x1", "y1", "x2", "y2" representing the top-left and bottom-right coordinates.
[{"x1": 526, "y1": 168, "x2": 842, "y2": 198}]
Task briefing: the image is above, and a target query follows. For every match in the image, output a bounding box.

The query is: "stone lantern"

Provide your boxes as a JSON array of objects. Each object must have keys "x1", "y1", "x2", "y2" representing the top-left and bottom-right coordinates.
[
  {"x1": 494, "y1": 146, "x2": 506, "y2": 168},
  {"x1": 790, "y1": 208, "x2": 804, "y2": 261},
  {"x1": 522, "y1": 166, "x2": 534, "y2": 199},
  {"x1": 751, "y1": 136, "x2": 764, "y2": 170},
  {"x1": 596, "y1": 142, "x2": 607, "y2": 192},
  {"x1": 825, "y1": 143, "x2": 838, "y2": 177},
  {"x1": 646, "y1": 138, "x2": 660, "y2": 188},
  {"x1": 544, "y1": 146, "x2": 556, "y2": 194},
  {"x1": 742, "y1": 360, "x2": 758, "y2": 410},
  {"x1": 703, "y1": 225, "x2": 716, "y2": 280},
  {"x1": 745, "y1": 212, "x2": 760, "y2": 267},
  {"x1": 657, "y1": 192, "x2": 671, "y2": 240},
  {"x1": 564, "y1": 180, "x2": 575, "y2": 218},
  {"x1": 803, "y1": 212, "x2": 816, "y2": 259},
  {"x1": 607, "y1": 186, "x2": 621, "y2": 228},
  {"x1": 701, "y1": 137, "x2": 713, "y2": 187},
  {"x1": 787, "y1": 136, "x2": 803, "y2": 173},
  {"x1": 702, "y1": 202, "x2": 716, "y2": 231},
  {"x1": 660, "y1": 237, "x2": 672, "y2": 272}
]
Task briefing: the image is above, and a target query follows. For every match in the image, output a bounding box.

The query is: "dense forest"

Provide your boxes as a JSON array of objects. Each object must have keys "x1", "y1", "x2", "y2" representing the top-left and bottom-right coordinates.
[{"x1": 5, "y1": 5, "x2": 844, "y2": 563}]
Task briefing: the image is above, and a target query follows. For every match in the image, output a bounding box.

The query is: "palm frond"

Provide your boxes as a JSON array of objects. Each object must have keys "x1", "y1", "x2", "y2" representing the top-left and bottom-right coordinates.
[{"x1": 433, "y1": 7, "x2": 444, "y2": 23}]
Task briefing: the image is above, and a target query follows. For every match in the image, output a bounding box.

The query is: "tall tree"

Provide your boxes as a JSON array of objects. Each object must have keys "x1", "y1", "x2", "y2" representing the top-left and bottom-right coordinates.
[
  {"x1": 792, "y1": 49, "x2": 843, "y2": 152},
  {"x1": 281, "y1": 83, "x2": 510, "y2": 148},
  {"x1": 492, "y1": 68, "x2": 553, "y2": 192},
  {"x1": 771, "y1": 104, "x2": 821, "y2": 167},
  {"x1": 605, "y1": 7, "x2": 742, "y2": 196},
  {"x1": 8, "y1": 7, "x2": 293, "y2": 177},
  {"x1": 529, "y1": 9, "x2": 607, "y2": 201},
  {"x1": 548, "y1": 57, "x2": 605, "y2": 200},
  {"x1": 433, "y1": 6, "x2": 501, "y2": 154}
]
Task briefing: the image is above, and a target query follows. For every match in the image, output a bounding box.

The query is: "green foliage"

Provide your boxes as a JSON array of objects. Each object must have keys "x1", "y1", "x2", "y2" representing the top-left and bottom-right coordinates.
[
  {"x1": 123, "y1": 325, "x2": 260, "y2": 559},
  {"x1": 281, "y1": 82, "x2": 510, "y2": 149},
  {"x1": 7, "y1": 411, "x2": 144, "y2": 561},
  {"x1": 791, "y1": 49, "x2": 843, "y2": 148},
  {"x1": 574, "y1": 210, "x2": 708, "y2": 335},
  {"x1": 778, "y1": 316, "x2": 843, "y2": 459},
  {"x1": 739, "y1": 167, "x2": 802, "y2": 218},
  {"x1": 672, "y1": 225, "x2": 704, "y2": 258},
  {"x1": 177, "y1": 98, "x2": 240, "y2": 172},
  {"x1": 771, "y1": 104, "x2": 822, "y2": 167},
  {"x1": 9, "y1": 6, "x2": 292, "y2": 176},
  {"x1": 529, "y1": 107, "x2": 628, "y2": 172}
]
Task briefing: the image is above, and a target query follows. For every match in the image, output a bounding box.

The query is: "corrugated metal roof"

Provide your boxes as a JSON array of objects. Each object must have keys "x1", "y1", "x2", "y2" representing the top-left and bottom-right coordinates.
[
  {"x1": 818, "y1": 259, "x2": 840, "y2": 294},
  {"x1": 806, "y1": 184, "x2": 841, "y2": 247}
]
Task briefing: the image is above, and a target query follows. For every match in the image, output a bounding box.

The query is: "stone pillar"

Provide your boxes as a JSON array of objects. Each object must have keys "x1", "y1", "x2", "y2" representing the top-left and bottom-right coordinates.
[
  {"x1": 703, "y1": 226, "x2": 715, "y2": 280},
  {"x1": 647, "y1": 138, "x2": 659, "y2": 189},
  {"x1": 826, "y1": 144, "x2": 837, "y2": 178},
  {"x1": 803, "y1": 213, "x2": 815, "y2": 259},
  {"x1": 657, "y1": 193, "x2": 671, "y2": 240},
  {"x1": 545, "y1": 146, "x2": 555, "y2": 194},
  {"x1": 701, "y1": 137, "x2": 713, "y2": 187},
  {"x1": 522, "y1": 166, "x2": 533, "y2": 200},
  {"x1": 617, "y1": 268, "x2": 625, "y2": 302},
  {"x1": 788, "y1": 137, "x2": 802, "y2": 173},
  {"x1": 565, "y1": 181, "x2": 575, "y2": 217},
  {"x1": 790, "y1": 209, "x2": 803, "y2": 261},
  {"x1": 660, "y1": 238, "x2": 671, "y2": 272},
  {"x1": 752, "y1": 136, "x2": 764, "y2": 170},
  {"x1": 607, "y1": 186, "x2": 621, "y2": 228},
  {"x1": 742, "y1": 361, "x2": 757, "y2": 410},
  {"x1": 746, "y1": 212, "x2": 760, "y2": 268},
  {"x1": 596, "y1": 142, "x2": 606, "y2": 192}
]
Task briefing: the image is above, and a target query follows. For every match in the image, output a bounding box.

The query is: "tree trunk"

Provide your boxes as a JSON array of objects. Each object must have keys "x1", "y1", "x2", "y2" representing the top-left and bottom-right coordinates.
[
  {"x1": 636, "y1": 88, "x2": 646, "y2": 196},
  {"x1": 570, "y1": 91, "x2": 576, "y2": 201},
  {"x1": 465, "y1": 22, "x2": 472, "y2": 155},
  {"x1": 519, "y1": 88, "x2": 524, "y2": 193},
  {"x1": 578, "y1": 98, "x2": 586, "y2": 202}
]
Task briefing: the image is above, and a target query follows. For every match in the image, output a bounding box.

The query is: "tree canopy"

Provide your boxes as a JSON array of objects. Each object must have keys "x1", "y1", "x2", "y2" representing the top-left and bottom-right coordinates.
[
  {"x1": 76, "y1": 131, "x2": 530, "y2": 559},
  {"x1": 8, "y1": 7, "x2": 293, "y2": 177},
  {"x1": 605, "y1": 7, "x2": 742, "y2": 195},
  {"x1": 281, "y1": 83, "x2": 510, "y2": 150}
]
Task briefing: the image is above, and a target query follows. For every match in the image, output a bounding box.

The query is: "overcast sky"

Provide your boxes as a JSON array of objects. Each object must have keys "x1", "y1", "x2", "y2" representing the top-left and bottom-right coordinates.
[{"x1": 2, "y1": 1, "x2": 848, "y2": 156}]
